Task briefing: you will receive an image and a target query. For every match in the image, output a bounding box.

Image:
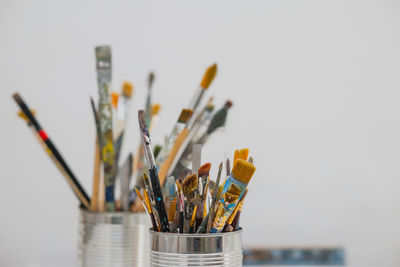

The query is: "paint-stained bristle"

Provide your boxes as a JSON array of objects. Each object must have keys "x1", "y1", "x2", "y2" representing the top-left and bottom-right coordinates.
[
  {"x1": 151, "y1": 104, "x2": 161, "y2": 116},
  {"x1": 148, "y1": 72, "x2": 155, "y2": 89},
  {"x1": 200, "y1": 63, "x2": 217, "y2": 89},
  {"x1": 198, "y1": 163, "x2": 211, "y2": 177},
  {"x1": 225, "y1": 100, "x2": 233, "y2": 108},
  {"x1": 17, "y1": 109, "x2": 36, "y2": 122},
  {"x1": 231, "y1": 159, "x2": 256, "y2": 185},
  {"x1": 138, "y1": 176, "x2": 146, "y2": 189},
  {"x1": 111, "y1": 92, "x2": 119, "y2": 108},
  {"x1": 177, "y1": 109, "x2": 193, "y2": 123},
  {"x1": 182, "y1": 174, "x2": 198, "y2": 196},
  {"x1": 122, "y1": 81, "x2": 134, "y2": 98},
  {"x1": 205, "y1": 104, "x2": 215, "y2": 112},
  {"x1": 239, "y1": 148, "x2": 249, "y2": 161},
  {"x1": 248, "y1": 156, "x2": 254, "y2": 164},
  {"x1": 153, "y1": 144, "x2": 162, "y2": 158},
  {"x1": 138, "y1": 110, "x2": 146, "y2": 128}
]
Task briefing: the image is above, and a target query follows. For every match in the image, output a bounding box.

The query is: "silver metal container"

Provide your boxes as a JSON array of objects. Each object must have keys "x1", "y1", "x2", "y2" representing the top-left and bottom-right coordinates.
[
  {"x1": 150, "y1": 230, "x2": 243, "y2": 267},
  {"x1": 78, "y1": 208, "x2": 150, "y2": 267}
]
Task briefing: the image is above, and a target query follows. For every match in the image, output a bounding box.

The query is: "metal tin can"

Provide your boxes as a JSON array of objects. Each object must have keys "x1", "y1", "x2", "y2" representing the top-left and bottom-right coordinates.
[
  {"x1": 150, "y1": 229, "x2": 243, "y2": 267},
  {"x1": 78, "y1": 208, "x2": 150, "y2": 267}
]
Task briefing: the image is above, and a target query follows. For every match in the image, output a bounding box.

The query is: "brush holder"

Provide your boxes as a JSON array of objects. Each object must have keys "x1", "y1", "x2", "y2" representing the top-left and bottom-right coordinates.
[
  {"x1": 78, "y1": 208, "x2": 150, "y2": 267},
  {"x1": 149, "y1": 229, "x2": 243, "y2": 267}
]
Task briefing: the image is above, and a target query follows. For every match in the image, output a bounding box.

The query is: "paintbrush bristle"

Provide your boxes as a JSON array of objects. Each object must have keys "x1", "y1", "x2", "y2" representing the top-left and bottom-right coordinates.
[
  {"x1": 225, "y1": 100, "x2": 233, "y2": 108},
  {"x1": 138, "y1": 110, "x2": 147, "y2": 129},
  {"x1": 239, "y1": 148, "x2": 249, "y2": 162},
  {"x1": 200, "y1": 63, "x2": 217, "y2": 89},
  {"x1": 148, "y1": 72, "x2": 155, "y2": 89},
  {"x1": 17, "y1": 109, "x2": 36, "y2": 122},
  {"x1": 231, "y1": 159, "x2": 256, "y2": 185},
  {"x1": 122, "y1": 81, "x2": 134, "y2": 98},
  {"x1": 198, "y1": 163, "x2": 211, "y2": 177},
  {"x1": 111, "y1": 92, "x2": 119, "y2": 108},
  {"x1": 151, "y1": 104, "x2": 161, "y2": 116},
  {"x1": 182, "y1": 174, "x2": 198, "y2": 196},
  {"x1": 233, "y1": 150, "x2": 240, "y2": 164},
  {"x1": 12, "y1": 93, "x2": 22, "y2": 104},
  {"x1": 177, "y1": 109, "x2": 194, "y2": 123}
]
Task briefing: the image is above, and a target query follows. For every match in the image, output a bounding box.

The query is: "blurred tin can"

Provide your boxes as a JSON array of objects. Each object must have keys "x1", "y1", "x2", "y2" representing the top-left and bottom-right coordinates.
[{"x1": 78, "y1": 208, "x2": 150, "y2": 267}]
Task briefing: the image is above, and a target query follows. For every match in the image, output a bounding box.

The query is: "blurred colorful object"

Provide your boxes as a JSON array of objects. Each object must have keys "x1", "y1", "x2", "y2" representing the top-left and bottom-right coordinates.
[{"x1": 243, "y1": 247, "x2": 345, "y2": 266}]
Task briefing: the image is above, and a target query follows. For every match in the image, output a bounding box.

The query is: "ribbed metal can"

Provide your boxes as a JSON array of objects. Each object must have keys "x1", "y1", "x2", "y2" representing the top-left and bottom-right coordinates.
[
  {"x1": 78, "y1": 208, "x2": 150, "y2": 267},
  {"x1": 150, "y1": 230, "x2": 243, "y2": 267}
]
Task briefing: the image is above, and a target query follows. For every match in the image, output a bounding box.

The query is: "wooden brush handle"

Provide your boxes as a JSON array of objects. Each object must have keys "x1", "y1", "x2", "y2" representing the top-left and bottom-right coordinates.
[
  {"x1": 158, "y1": 128, "x2": 189, "y2": 185},
  {"x1": 90, "y1": 139, "x2": 101, "y2": 211}
]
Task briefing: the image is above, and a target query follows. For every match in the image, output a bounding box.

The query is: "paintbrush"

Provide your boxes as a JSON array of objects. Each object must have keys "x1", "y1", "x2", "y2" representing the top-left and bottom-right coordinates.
[
  {"x1": 188, "y1": 63, "x2": 217, "y2": 112},
  {"x1": 198, "y1": 163, "x2": 211, "y2": 200},
  {"x1": 119, "y1": 153, "x2": 133, "y2": 211},
  {"x1": 206, "y1": 162, "x2": 223, "y2": 232},
  {"x1": 211, "y1": 159, "x2": 255, "y2": 233},
  {"x1": 168, "y1": 197, "x2": 177, "y2": 231},
  {"x1": 223, "y1": 190, "x2": 247, "y2": 232},
  {"x1": 231, "y1": 190, "x2": 248, "y2": 230},
  {"x1": 168, "y1": 100, "x2": 232, "y2": 180},
  {"x1": 157, "y1": 66, "x2": 218, "y2": 185},
  {"x1": 114, "y1": 81, "x2": 134, "y2": 138},
  {"x1": 145, "y1": 72, "x2": 155, "y2": 127},
  {"x1": 95, "y1": 46, "x2": 117, "y2": 211},
  {"x1": 182, "y1": 173, "x2": 198, "y2": 232},
  {"x1": 113, "y1": 82, "x2": 134, "y2": 168},
  {"x1": 176, "y1": 180, "x2": 185, "y2": 233},
  {"x1": 138, "y1": 110, "x2": 170, "y2": 232},
  {"x1": 189, "y1": 205, "x2": 198, "y2": 233},
  {"x1": 13, "y1": 93, "x2": 90, "y2": 208},
  {"x1": 248, "y1": 156, "x2": 254, "y2": 164},
  {"x1": 89, "y1": 98, "x2": 102, "y2": 211},
  {"x1": 135, "y1": 188, "x2": 158, "y2": 230},
  {"x1": 155, "y1": 108, "x2": 193, "y2": 166}
]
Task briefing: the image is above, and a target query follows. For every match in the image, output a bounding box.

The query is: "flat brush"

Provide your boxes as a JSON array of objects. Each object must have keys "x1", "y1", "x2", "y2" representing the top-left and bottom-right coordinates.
[
  {"x1": 211, "y1": 159, "x2": 255, "y2": 233},
  {"x1": 206, "y1": 162, "x2": 223, "y2": 232},
  {"x1": 188, "y1": 63, "x2": 217, "y2": 112},
  {"x1": 95, "y1": 46, "x2": 116, "y2": 211},
  {"x1": 138, "y1": 110, "x2": 170, "y2": 232},
  {"x1": 13, "y1": 93, "x2": 90, "y2": 208}
]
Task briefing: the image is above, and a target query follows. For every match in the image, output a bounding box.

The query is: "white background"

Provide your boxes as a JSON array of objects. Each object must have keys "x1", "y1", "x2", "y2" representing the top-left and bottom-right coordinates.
[{"x1": 1, "y1": 0, "x2": 400, "y2": 266}]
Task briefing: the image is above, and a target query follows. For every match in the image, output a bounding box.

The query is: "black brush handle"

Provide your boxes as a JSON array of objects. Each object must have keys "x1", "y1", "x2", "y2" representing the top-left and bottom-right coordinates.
[
  {"x1": 13, "y1": 94, "x2": 91, "y2": 206},
  {"x1": 179, "y1": 211, "x2": 184, "y2": 233},
  {"x1": 149, "y1": 168, "x2": 170, "y2": 232}
]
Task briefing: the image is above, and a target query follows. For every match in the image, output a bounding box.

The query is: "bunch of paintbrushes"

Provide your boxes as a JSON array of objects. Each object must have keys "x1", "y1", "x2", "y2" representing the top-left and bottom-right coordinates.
[
  {"x1": 13, "y1": 45, "x2": 241, "y2": 217},
  {"x1": 136, "y1": 113, "x2": 256, "y2": 233}
]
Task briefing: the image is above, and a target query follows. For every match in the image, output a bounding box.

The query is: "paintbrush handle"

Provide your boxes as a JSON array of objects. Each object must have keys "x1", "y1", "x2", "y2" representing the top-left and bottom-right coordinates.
[
  {"x1": 158, "y1": 128, "x2": 189, "y2": 185},
  {"x1": 149, "y1": 168, "x2": 170, "y2": 232},
  {"x1": 90, "y1": 139, "x2": 101, "y2": 211}
]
